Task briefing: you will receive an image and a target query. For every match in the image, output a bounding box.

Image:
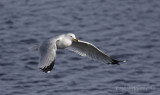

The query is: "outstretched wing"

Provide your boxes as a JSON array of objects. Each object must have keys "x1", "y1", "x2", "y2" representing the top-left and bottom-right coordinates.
[
  {"x1": 38, "y1": 40, "x2": 57, "y2": 73},
  {"x1": 67, "y1": 40, "x2": 113, "y2": 63}
]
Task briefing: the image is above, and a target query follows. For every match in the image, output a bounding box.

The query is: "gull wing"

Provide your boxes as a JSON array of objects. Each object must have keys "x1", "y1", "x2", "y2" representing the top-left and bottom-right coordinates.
[
  {"x1": 68, "y1": 40, "x2": 125, "y2": 65},
  {"x1": 38, "y1": 40, "x2": 57, "y2": 73}
]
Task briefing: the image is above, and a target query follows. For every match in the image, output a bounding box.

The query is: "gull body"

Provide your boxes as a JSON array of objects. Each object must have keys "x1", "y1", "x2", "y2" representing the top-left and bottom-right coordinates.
[{"x1": 32, "y1": 33, "x2": 126, "y2": 73}]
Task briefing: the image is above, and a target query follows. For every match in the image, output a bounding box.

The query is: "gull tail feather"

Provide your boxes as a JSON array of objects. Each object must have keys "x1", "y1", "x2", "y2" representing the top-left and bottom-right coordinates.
[{"x1": 28, "y1": 45, "x2": 39, "y2": 51}]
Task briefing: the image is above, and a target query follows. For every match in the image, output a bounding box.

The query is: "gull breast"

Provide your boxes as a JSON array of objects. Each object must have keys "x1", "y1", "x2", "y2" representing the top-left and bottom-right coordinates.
[{"x1": 56, "y1": 38, "x2": 72, "y2": 49}]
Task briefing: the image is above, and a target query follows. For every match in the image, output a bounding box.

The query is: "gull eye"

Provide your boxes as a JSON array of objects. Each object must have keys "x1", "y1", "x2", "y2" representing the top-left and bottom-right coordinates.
[{"x1": 70, "y1": 35, "x2": 72, "y2": 37}]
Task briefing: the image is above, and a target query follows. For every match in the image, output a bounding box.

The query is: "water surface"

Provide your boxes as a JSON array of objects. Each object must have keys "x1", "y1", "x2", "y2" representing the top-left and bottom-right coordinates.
[{"x1": 0, "y1": 0, "x2": 160, "y2": 95}]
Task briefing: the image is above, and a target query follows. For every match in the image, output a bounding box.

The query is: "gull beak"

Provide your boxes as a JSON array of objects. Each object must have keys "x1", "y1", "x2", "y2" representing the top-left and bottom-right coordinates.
[{"x1": 74, "y1": 38, "x2": 78, "y2": 42}]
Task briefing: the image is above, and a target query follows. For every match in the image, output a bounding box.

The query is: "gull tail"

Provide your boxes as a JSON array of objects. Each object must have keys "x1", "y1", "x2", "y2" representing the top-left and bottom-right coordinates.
[
  {"x1": 108, "y1": 59, "x2": 127, "y2": 65},
  {"x1": 28, "y1": 45, "x2": 39, "y2": 51}
]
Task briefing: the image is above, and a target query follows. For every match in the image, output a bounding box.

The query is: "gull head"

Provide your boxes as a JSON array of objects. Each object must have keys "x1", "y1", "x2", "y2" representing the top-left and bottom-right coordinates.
[{"x1": 66, "y1": 33, "x2": 78, "y2": 42}]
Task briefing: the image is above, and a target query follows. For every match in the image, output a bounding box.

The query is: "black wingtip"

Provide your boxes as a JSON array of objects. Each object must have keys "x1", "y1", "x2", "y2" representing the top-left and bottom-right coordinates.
[
  {"x1": 40, "y1": 60, "x2": 55, "y2": 73},
  {"x1": 107, "y1": 59, "x2": 127, "y2": 65}
]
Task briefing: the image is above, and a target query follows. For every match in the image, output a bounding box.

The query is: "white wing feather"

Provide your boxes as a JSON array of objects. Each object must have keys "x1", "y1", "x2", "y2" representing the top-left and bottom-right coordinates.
[
  {"x1": 67, "y1": 40, "x2": 112, "y2": 63},
  {"x1": 38, "y1": 40, "x2": 57, "y2": 69}
]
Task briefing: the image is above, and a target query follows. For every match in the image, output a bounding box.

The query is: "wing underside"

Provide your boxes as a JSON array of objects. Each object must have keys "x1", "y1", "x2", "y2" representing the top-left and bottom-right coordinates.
[
  {"x1": 39, "y1": 41, "x2": 57, "y2": 73},
  {"x1": 68, "y1": 40, "x2": 112, "y2": 63},
  {"x1": 68, "y1": 40, "x2": 126, "y2": 65}
]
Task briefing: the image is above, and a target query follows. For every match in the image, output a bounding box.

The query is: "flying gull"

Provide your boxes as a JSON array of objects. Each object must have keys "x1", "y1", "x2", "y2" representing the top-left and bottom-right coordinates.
[{"x1": 31, "y1": 33, "x2": 126, "y2": 73}]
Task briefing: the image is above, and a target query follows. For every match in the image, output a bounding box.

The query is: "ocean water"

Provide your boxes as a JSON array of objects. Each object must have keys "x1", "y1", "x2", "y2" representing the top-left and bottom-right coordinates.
[{"x1": 0, "y1": 0, "x2": 160, "y2": 95}]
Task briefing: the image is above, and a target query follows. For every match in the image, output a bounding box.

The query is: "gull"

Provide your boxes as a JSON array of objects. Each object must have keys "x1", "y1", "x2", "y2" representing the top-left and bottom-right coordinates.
[{"x1": 31, "y1": 33, "x2": 126, "y2": 73}]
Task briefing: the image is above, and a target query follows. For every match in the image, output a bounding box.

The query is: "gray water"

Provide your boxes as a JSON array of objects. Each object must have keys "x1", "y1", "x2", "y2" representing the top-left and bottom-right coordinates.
[{"x1": 0, "y1": 0, "x2": 160, "y2": 95}]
